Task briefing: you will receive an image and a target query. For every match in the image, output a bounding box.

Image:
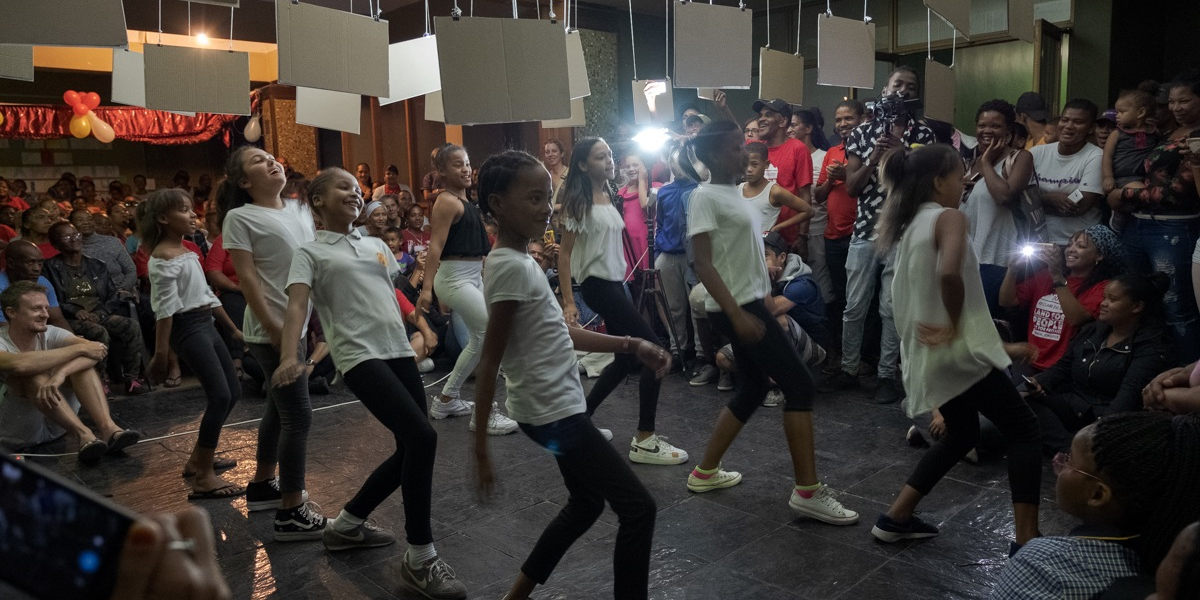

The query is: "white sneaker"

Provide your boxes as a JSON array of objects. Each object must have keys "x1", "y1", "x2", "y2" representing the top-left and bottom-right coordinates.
[
  {"x1": 469, "y1": 403, "x2": 519, "y2": 435},
  {"x1": 788, "y1": 484, "x2": 859, "y2": 525},
  {"x1": 762, "y1": 389, "x2": 784, "y2": 407},
  {"x1": 596, "y1": 427, "x2": 613, "y2": 441},
  {"x1": 629, "y1": 434, "x2": 689, "y2": 465},
  {"x1": 429, "y1": 397, "x2": 474, "y2": 420},
  {"x1": 687, "y1": 465, "x2": 742, "y2": 492},
  {"x1": 963, "y1": 448, "x2": 979, "y2": 464},
  {"x1": 417, "y1": 358, "x2": 435, "y2": 373}
]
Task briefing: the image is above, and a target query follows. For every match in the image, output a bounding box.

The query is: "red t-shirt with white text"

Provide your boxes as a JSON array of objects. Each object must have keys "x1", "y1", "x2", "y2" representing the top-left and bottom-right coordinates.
[{"x1": 1017, "y1": 271, "x2": 1108, "y2": 370}]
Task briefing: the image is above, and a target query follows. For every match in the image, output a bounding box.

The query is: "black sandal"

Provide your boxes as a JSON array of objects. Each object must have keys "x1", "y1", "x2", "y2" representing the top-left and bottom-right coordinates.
[{"x1": 182, "y1": 457, "x2": 238, "y2": 478}]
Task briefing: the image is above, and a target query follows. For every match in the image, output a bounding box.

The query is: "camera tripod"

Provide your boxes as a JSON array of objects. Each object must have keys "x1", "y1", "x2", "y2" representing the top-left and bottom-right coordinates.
[{"x1": 633, "y1": 214, "x2": 685, "y2": 371}]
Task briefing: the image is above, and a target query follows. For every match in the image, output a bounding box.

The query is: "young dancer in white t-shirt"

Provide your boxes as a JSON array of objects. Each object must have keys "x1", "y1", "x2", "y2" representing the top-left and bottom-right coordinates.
[
  {"x1": 472, "y1": 151, "x2": 668, "y2": 600},
  {"x1": 685, "y1": 120, "x2": 859, "y2": 526},
  {"x1": 271, "y1": 168, "x2": 466, "y2": 599}
]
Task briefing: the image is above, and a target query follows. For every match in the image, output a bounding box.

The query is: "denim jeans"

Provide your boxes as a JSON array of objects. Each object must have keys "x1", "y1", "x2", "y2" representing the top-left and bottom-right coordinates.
[
  {"x1": 1121, "y1": 217, "x2": 1200, "y2": 362},
  {"x1": 840, "y1": 238, "x2": 899, "y2": 378}
]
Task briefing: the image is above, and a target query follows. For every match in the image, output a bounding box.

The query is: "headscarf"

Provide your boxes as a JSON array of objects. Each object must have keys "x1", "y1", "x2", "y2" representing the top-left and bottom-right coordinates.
[{"x1": 1083, "y1": 223, "x2": 1125, "y2": 267}]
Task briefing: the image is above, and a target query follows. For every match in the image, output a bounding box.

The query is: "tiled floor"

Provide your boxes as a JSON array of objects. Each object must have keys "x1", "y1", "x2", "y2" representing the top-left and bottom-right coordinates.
[{"x1": 6, "y1": 365, "x2": 1076, "y2": 599}]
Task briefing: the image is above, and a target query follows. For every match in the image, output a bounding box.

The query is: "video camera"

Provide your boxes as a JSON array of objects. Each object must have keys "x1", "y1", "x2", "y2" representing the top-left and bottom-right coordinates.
[{"x1": 866, "y1": 93, "x2": 924, "y2": 125}]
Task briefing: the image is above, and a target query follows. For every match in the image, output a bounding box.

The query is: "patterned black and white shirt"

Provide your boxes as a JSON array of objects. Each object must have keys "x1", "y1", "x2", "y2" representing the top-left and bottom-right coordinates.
[{"x1": 845, "y1": 119, "x2": 936, "y2": 241}]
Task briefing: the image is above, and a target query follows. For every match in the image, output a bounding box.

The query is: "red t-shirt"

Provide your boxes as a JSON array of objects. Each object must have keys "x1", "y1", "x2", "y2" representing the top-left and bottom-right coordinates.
[
  {"x1": 765, "y1": 138, "x2": 814, "y2": 246},
  {"x1": 37, "y1": 242, "x2": 58, "y2": 260},
  {"x1": 395, "y1": 289, "x2": 415, "y2": 318},
  {"x1": 402, "y1": 229, "x2": 431, "y2": 255},
  {"x1": 1017, "y1": 271, "x2": 1108, "y2": 370},
  {"x1": 818, "y1": 144, "x2": 856, "y2": 240},
  {"x1": 203, "y1": 235, "x2": 240, "y2": 287},
  {"x1": 1, "y1": 197, "x2": 29, "y2": 211}
]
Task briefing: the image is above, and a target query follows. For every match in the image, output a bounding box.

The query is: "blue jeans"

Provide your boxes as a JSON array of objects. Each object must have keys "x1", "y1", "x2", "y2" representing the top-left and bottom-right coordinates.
[
  {"x1": 840, "y1": 238, "x2": 899, "y2": 378},
  {"x1": 1121, "y1": 217, "x2": 1200, "y2": 362}
]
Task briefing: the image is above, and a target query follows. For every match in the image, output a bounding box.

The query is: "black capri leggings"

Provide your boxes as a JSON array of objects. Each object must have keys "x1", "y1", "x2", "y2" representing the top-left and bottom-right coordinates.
[
  {"x1": 342, "y1": 357, "x2": 436, "y2": 545},
  {"x1": 906, "y1": 368, "x2": 1042, "y2": 506},
  {"x1": 579, "y1": 277, "x2": 662, "y2": 433},
  {"x1": 709, "y1": 299, "x2": 816, "y2": 422},
  {"x1": 170, "y1": 310, "x2": 241, "y2": 449}
]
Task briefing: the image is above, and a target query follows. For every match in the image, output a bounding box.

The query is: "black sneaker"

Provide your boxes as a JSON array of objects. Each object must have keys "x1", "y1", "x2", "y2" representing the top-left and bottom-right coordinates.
[
  {"x1": 818, "y1": 370, "x2": 860, "y2": 393},
  {"x1": 246, "y1": 477, "x2": 309, "y2": 511},
  {"x1": 871, "y1": 513, "x2": 939, "y2": 543},
  {"x1": 874, "y1": 377, "x2": 906, "y2": 404},
  {"x1": 309, "y1": 375, "x2": 331, "y2": 395},
  {"x1": 274, "y1": 501, "x2": 327, "y2": 542}
]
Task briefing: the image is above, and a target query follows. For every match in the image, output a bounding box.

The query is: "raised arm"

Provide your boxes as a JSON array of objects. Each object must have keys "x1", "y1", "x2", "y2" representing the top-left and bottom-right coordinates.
[{"x1": 981, "y1": 147, "x2": 1033, "y2": 204}]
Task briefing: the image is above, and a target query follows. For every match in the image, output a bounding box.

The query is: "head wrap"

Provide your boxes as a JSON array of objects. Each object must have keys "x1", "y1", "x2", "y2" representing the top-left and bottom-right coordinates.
[
  {"x1": 1083, "y1": 223, "x2": 1125, "y2": 267},
  {"x1": 363, "y1": 200, "x2": 384, "y2": 218}
]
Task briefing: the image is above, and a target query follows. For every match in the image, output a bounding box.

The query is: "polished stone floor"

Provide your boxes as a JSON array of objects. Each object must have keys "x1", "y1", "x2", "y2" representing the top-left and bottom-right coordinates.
[{"x1": 6, "y1": 364, "x2": 1077, "y2": 599}]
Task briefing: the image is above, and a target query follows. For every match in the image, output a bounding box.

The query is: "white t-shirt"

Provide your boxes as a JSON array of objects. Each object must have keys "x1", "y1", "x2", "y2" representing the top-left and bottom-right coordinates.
[
  {"x1": 0, "y1": 325, "x2": 74, "y2": 386},
  {"x1": 961, "y1": 159, "x2": 1019, "y2": 266},
  {"x1": 148, "y1": 252, "x2": 220, "y2": 318},
  {"x1": 810, "y1": 149, "x2": 826, "y2": 186},
  {"x1": 0, "y1": 325, "x2": 79, "y2": 447},
  {"x1": 564, "y1": 203, "x2": 627, "y2": 283},
  {"x1": 687, "y1": 183, "x2": 772, "y2": 312},
  {"x1": 288, "y1": 229, "x2": 414, "y2": 373},
  {"x1": 222, "y1": 200, "x2": 315, "y2": 344},
  {"x1": 1030, "y1": 142, "x2": 1103, "y2": 245},
  {"x1": 1193, "y1": 239, "x2": 1200, "y2": 264},
  {"x1": 739, "y1": 181, "x2": 779, "y2": 233},
  {"x1": 483, "y1": 247, "x2": 585, "y2": 426}
]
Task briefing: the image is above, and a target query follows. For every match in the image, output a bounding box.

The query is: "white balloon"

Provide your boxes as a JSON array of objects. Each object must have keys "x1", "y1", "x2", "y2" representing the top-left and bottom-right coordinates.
[{"x1": 243, "y1": 114, "x2": 262, "y2": 143}]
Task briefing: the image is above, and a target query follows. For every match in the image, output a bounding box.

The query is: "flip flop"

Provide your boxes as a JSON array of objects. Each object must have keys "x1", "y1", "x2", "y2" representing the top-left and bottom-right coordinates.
[
  {"x1": 78, "y1": 439, "x2": 108, "y2": 465},
  {"x1": 106, "y1": 429, "x2": 143, "y2": 454},
  {"x1": 188, "y1": 483, "x2": 247, "y2": 500},
  {"x1": 164, "y1": 376, "x2": 183, "y2": 388},
  {"x1": 181, "y1": 457, "x2": 238, "y2": 478}
]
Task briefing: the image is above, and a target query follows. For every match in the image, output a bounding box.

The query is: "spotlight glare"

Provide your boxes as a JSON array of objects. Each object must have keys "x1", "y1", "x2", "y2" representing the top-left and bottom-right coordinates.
[
  {"x1": 197, "y1": 32, "x2": 210, "y2": 45},
  {"x1": 633, "y1": 128, "x2": 671, "y2": 153},
  {"x1": 1021, "y1": 245, "x2": 1035, "y2": 258}
]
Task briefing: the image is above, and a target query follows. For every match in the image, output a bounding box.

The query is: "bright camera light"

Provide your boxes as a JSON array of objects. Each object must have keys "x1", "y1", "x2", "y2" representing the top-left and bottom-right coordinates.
[
  {"x1": 196, "y1": 33, "x2": 210, "y2": 45},
  {"x1": 1021, "y1": 245, "x2": 1036, "y2": 258},
  {"x1": 633, "y1": 128, "x2": 671, "y2": 153}
]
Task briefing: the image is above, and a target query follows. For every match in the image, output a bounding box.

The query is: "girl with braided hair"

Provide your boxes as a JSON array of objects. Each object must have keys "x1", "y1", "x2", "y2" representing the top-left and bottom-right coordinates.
[{"x1": 992, "y1": 412, "x2": 1200, "y2": 599}]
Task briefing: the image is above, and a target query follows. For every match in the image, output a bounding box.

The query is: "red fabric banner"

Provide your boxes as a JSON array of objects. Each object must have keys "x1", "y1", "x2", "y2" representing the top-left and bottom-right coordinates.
[{"x1": 0, "y1": 105, "x2": 238, "y2": 145}]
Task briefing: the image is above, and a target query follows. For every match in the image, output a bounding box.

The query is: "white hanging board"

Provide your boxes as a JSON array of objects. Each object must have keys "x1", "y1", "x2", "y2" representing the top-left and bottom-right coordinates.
[
  {"x1": 0, "y1": 45, "x2": 33, "y2": 82},
  {"x1": 673, "y1": 2, "x2": 752, "y2": 89},
  {"x1": 434, "y1": 17, "x2": 570, "y2": 125},
  {"x1": 924, "y1": 59, "x2": 956, "y2": 123},
  {"x1": 144, "y1": 45, "x2": 251, "y2": 115},
  {"x1": 111, "y1": 48, "x2": 146, "y2": 108},
  {"x1": 759, "y1": 48, "x2": 805, "y2": 106},
  {"x1": 542, "y1": 97, "x2": 586, "y2": 128},
  {"x1": 1009, "y1": 0, "x2": 1035, "y2": 43},
  {"x1": 632, "y1": 78, "x2": 674, "y2": 125},
  {"x1": 923, "y1": 0, "x2": 970, "y2": 39},
  {"x1": 0, "y1": 0, "x2": 127, "y2": 47},
  {"x1": 816, "y1": 15, "x2": 876, "y2": 90},
  {"x1": 425, "y1": 90, "x2": 444, "y2": 123},
  {"x1": 276, "y1": 0, "x2": 389, "y2": 97},
  {"x1": 188, "y1": 0, "x2": 240, "y2": 7},
  {"x1": 297, "y1": 87, "x2": 361, "y2": 135},
  {"x1": 380, "y1": 35, "x2": 442, "y2": 106},
  {"x1": 566, "y1": 30, "x2": 591, "y2": 99}
]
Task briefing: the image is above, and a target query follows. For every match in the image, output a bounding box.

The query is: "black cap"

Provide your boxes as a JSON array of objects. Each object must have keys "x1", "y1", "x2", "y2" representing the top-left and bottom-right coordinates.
[
  {"x1": 752, "y1": 98, "x2": 792, "y2": 121},
  {"x1": 1015, "y1": 92, "x2": 1049, "y2": 123},
  {"x1": 762, "y1": 231, "x2": 788, "y2": 253}
]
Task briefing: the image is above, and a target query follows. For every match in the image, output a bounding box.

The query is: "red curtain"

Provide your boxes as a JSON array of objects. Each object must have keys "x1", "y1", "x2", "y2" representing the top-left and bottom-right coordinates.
[{"x1": 0, "y1": 105, "x2": 238, "y2": 145}]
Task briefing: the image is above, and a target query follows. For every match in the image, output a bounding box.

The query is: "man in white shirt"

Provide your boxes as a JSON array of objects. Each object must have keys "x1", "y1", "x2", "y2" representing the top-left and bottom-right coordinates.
[
  {"x1": 0, "y1": 281, "x2": 140, "y2": 464},
  {"x1": 1030, "y1": 99, "x2": 1105, "y2": 245}
]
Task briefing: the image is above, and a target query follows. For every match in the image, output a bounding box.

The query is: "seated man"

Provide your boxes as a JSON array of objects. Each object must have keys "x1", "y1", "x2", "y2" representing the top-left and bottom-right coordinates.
[
  {"x1": 0, "y1": 240, "x2": 73, "y2": 331},
  {"x1": 0, "y1": 281, "x2": 141, "y2": 464}
]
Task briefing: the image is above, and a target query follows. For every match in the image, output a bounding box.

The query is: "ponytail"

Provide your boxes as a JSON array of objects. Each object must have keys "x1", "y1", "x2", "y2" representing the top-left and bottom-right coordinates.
[{"x1": 875, "y1": 143, "x2": 962, "y2": 249}]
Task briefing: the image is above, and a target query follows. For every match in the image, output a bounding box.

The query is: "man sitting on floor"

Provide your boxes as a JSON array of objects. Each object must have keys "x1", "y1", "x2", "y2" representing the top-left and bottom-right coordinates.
[{"x1": 0, "y1": 280, "x2": 140, "y2": 464}]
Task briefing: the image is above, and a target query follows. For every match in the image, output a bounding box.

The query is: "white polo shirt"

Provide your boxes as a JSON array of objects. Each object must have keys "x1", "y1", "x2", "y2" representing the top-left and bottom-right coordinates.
[{"x1": 287, "y1": 229, "x2": 414, "y2": 373}]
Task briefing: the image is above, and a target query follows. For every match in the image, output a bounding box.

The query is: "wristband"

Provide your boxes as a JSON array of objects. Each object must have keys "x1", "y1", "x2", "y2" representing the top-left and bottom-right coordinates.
[
  {"x1": 305, "y1": 358, "x2": 316, "y2": 366},
  {"x1": 1053, "y1": 279, "x2": 1069, "y2": 288},
  {"x1": 623, "y1": 335, "x2": 632, "y2": 353}
]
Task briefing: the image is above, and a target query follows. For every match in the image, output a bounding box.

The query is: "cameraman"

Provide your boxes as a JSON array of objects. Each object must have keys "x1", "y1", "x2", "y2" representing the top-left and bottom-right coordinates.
[{"x1": 820, "y1": 66, "x2": 936, "y2": 405}]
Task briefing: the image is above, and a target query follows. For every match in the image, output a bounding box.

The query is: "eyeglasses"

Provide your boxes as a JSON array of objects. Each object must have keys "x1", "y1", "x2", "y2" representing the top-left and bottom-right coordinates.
[
  {"x1": 58, "y1": 233, "x2": 82, "y2": 242},
  {"x1": 1052, "y1": 452, "x2": 1103, "y2": 482}
]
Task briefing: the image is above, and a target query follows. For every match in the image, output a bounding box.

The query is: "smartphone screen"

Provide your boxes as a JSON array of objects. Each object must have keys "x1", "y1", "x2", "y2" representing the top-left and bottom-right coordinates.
[
  {"x1": 0, "y1": 453, "x2": 135, "y2": 600},
  {"x1": 543, "y1": 229, "x2": 555, "y2": 245}
]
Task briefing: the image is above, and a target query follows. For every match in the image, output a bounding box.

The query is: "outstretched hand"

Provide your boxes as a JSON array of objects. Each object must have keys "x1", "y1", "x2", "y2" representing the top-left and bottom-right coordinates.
[{"x1": 633, "y1": 339, "x2": 671, "y2": 379}]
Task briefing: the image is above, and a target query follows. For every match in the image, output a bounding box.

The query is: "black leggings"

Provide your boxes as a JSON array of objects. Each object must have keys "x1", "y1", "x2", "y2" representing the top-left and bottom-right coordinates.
[
  {"x1": 579, "y1": 278, "x2": 661, "y2": 432},
  {"x1": 709, "y1": 299, "x2": 816, "y2": 422},
  {"x1": 906, "y1": 368, "x2": 1042, "y2": 505},
  {"x1": 170, "y1": 310, "x2": 240, "y2": 449},
  {"x1": 342, "y1": 357, "x2": 436, "y2": 545},
  {"x1": 519, "y1": 413, "x2": 655, "y2": 599}
]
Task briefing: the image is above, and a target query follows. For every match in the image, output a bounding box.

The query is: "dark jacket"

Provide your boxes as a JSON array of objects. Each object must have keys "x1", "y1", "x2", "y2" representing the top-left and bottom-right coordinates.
[
  {"x1": 1036, "y1": 320, "x2": 1169, "y2": 416},
  {"x1": 43, "y1": 254, "x2": 123, "y2": 320}
]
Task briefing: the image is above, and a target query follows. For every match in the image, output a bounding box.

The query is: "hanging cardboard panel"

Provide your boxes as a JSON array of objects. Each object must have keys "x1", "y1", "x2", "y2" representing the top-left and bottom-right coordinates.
[
  {"x1": 923, "y1": 0, "x2": 970, "y2": 38},
  {"x1": 542, "y1": 97, "x2": 586, "y2": 128},
  {"x1": 0, "y1": 45, "x2": 33, "y2": 82},
  {"x1": 1009, "y1": 0, "x2": 1035, "y2": 43},
  {"x1": 816, "y1": 15, "x2": 876, "y2": 89},
  {"x1": 673, "y1": 2, "x2": 752, "y2": 89},
  {"x1": 632, "y1": 79, "x2": 674, "y2": 125},
  {"x1": 0, "y1": 0, "x2": 127, "y2": 47},
  {"x1": 565, "y1": 30, "x2": 591, "y2": 99},
  {"x1": 424, "y1": 90, "x2": 444, "y2": 123},
  {"x1": 144, "y1": 44, "x2": 251, "y2": 115},
  {"x1": 296, "y1": 87, "x2": 361, "y2": 134},
  {"x1": 276, "y1": 0, "x2": 389, "y2": 97},
  {"x1": 379, "y1": 35, "x2": 441, "y2": 106},
  {"x1": 759, "y1": 48, "x2": 805, "y2": 106},
  {"x1": 505, "y1": 19, "x2": 571, "y2": 123},
  {"x1": 924, "y1": 59, "x2": 956, "y2": 123},
  {"x1": 111, "y1": 48, "x2": 146, "y2": 107}
]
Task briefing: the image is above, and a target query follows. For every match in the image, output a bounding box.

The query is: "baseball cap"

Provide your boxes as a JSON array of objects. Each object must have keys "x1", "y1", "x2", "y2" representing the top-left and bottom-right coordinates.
[
  {"x1": 1097, "y1": 109, "x2": 1117, "y2": 125},
  {"x1": 763, "y1": 231, "x2": 788, "y2": 253},
  {"x1": 1015, "y1": 92, "x2": 1049, "y2": 123},
  {"x1": 752, "y1": 98, "x2": 793, "y2": 120}
]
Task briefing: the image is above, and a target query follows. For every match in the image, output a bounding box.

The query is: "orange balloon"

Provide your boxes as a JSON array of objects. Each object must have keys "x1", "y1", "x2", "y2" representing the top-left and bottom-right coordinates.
[
  {"x1": 86, "y1": 111, "x2": 115, "y2": 143},
  {"x1": 63, "y1": 90, "x2": 80, "y2": 106},
  {"x1": 72, "y1": 103, "x2": 90, "y2": 116},
  {"x1": 69, "y1": 115, "x2": 91, "y2": 138},
  {"x1": 83, "y1": 92, "x2": 101, "y2": 110}
]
